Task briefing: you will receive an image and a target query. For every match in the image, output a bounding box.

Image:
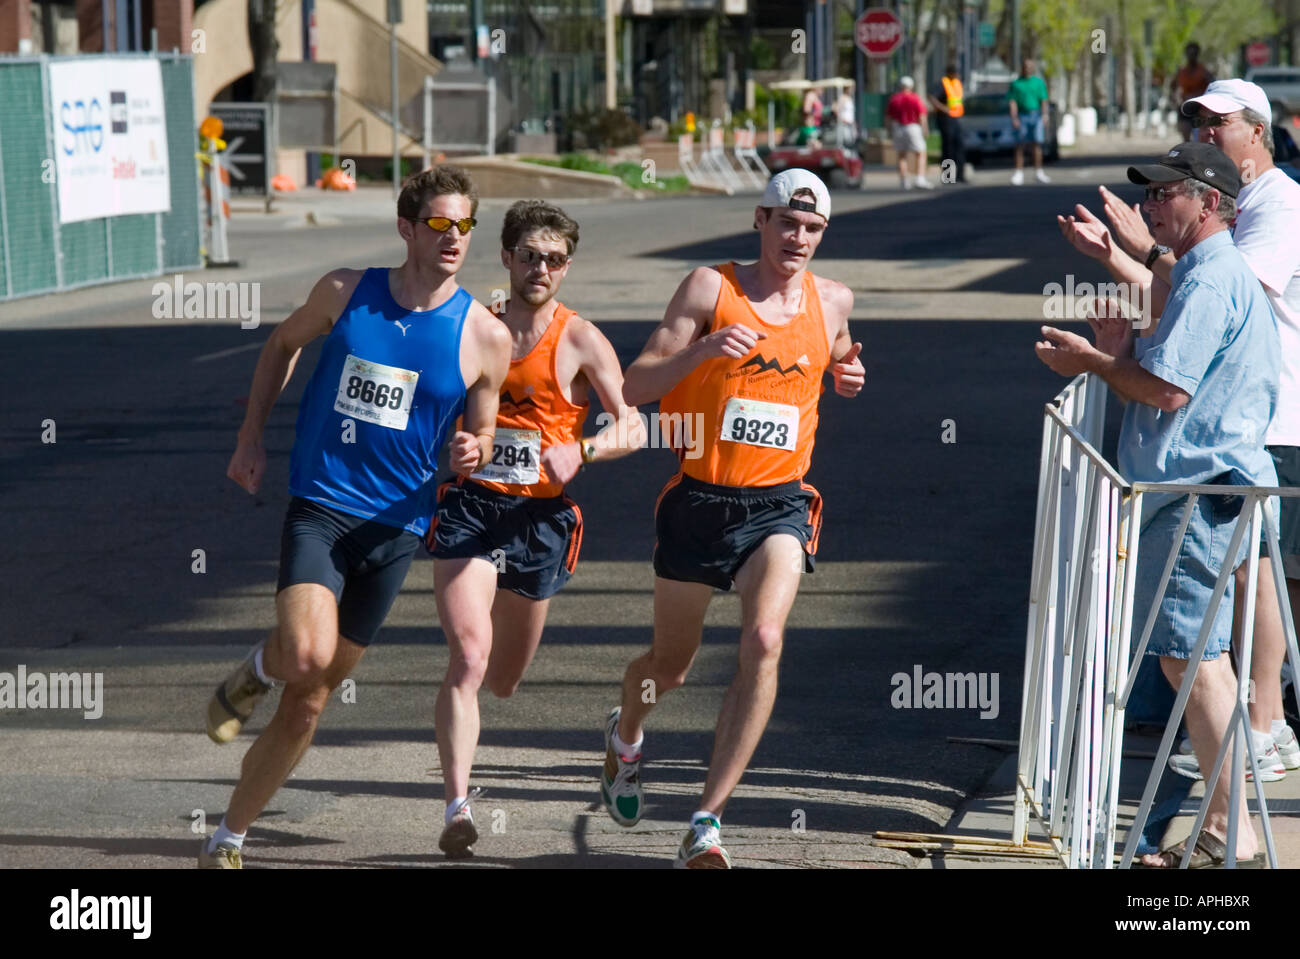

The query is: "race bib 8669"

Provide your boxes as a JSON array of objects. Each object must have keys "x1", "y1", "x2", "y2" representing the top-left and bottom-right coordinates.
[{"x1": 334, "y1": 354, "x2": 419, "y2": 430}]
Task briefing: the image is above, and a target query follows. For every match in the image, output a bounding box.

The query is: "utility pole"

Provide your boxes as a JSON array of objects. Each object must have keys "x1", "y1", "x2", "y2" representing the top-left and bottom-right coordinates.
[
  {"x1": 1011, "y1": 0, "x2": 1020, "y2": 72},
  {"x1": 303, "y1": 0, "x2": 318, "y2": 185},
  {"x1": 605, "y1": 0, "x2": 616, "y2": 109},
  {"x1": 389, "y1": 0, "x2": 401, "y2": 196},
  {"x1": 855, "y1": 0, "x2": 864, "y2": 118}
]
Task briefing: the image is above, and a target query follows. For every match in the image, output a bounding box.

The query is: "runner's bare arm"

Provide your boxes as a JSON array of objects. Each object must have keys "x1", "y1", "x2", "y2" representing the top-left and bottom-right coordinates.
[
  {"x1": 227, "y1": 269, "x2": 362, "y2": 494},
  {"x1": 820, "y1": 278, "x2": 863, "y2": 399},
  {"x1": 573, "y1": 318, "x2": 645, "y2": 462},
  {"x1": 452, "y1": 302, "x2": 511, "y2": 475},
  {"x1": 622, "y1": 267, "x2": 764, "y2": 406},
  {"x1": 541, "y1": 318, "x2": 646, "y2": 487}
]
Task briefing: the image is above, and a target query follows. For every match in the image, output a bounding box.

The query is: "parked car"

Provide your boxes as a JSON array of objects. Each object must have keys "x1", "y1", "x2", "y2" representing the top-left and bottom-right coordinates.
[
  {"x1": 960, "y1": 93, "x2": 1060, "y2": 165},
  {"x1": 1246, "y1": 67, "x2": 1300, "y2": 120}
]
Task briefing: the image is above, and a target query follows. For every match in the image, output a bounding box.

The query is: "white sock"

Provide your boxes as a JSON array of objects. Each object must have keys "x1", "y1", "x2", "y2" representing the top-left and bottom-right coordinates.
[
  {"x1": 611, "y1": 728, "x2": 642, "y2": 761},
  {"x1": 1273, "y1": 719, "x2": 1290, "y2": 739},
  {"x1": 252, "y1": 646, "x2": 272, "y2": 685},
  {"x1": 209, "y1": 818, "x2": 246, "y2": 852},
  {"x1": 445, "y1": 798, "x2": 472, "y2": 825},
  {"x1": 691, "y1": 810, "x2": 720, "y2": 828}
]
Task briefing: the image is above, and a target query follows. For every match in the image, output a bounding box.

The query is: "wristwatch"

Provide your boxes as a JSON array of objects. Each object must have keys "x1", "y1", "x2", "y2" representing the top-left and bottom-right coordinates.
[
  {"x1": 1144, "y1": 244, "x2": 1167, "y2": 268},
  {"x1": 580, "y1": 439, "x2": 596, "y2": 465}
]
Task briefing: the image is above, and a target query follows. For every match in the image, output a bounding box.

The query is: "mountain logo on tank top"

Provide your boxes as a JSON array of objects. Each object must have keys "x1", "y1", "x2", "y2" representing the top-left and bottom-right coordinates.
[
  {"x1": 734, "y1": 352, "x2": 808, "y2": 378},
  {"x1": 500, "y1": 389, "x2": 540, "y2": 411}
]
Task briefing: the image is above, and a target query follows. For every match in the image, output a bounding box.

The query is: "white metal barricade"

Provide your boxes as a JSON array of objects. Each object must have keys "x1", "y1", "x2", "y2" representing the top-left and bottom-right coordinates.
[
  {"x1": 1014, "y1": 372, "x2": 1300, "y2": 867},
  {"x1": 700, "y1": 122, "x2": 743, "y2": 192},
  {"x1": 677, "y1": 133, "x2": 708, "y2": 189},
  {"x1": 732, "y1": 124, "x2": 770, "y2": 190}
]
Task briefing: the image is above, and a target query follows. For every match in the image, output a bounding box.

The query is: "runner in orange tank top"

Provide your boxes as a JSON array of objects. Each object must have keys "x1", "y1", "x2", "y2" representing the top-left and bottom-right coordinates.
[
  {"x1": 660, "y1": 261, "x2": 828, "y2": 487},
  {"x1": 470, "y1": 300, "x2": 588, "y2": 498},
  {"x1": 599, "y1": 170, "x2": 866, "y2": 868},
  {"x1": 426, "y1": 200, "x2": 645, "y2": 857}
]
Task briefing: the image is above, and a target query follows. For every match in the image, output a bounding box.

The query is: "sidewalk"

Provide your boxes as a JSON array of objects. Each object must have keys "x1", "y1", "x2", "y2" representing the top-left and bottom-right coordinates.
[{"x1": 934, "y1": 727, "x2": 1300, "y2": 868}]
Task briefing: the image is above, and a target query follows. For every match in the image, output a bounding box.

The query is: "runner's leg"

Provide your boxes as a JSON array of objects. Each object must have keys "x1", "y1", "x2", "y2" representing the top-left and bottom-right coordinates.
[
  {"x1": 433, "y1": 556, "x2": 499, "y2": 802},
  {"x1": 698, "y1": 533, "x2": 804, "y2": 816},
  {"x1": 485, "y1": 591, "x2": 550, "y2": 698},
  {"x1": 224, "y1": 584, "x2": 362, "y2": 833},
  {"x1": 261, "y1": 583, "x2": 341, "y2": 683},
  {"x1": 617, "y1": 577, "x2": 714, "y2": 745}
]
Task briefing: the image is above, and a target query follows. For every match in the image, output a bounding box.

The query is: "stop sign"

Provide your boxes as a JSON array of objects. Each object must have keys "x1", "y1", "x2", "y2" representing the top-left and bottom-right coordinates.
[
  {"x1": 856, "y1": 9, "x2": 903, "y2": 60},
  {"x1": 1246, "y1": 41, "x2": 1270, "y2": 68}
]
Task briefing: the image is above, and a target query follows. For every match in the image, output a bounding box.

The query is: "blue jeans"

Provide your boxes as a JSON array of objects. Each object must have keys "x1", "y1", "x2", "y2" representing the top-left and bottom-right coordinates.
[
  {"x1": 1015, "y1": 112, "x2": 1045, "y2": 145},
  {"x1": 1134, "y1": 495, "x2": 1249, "y2": 661}
]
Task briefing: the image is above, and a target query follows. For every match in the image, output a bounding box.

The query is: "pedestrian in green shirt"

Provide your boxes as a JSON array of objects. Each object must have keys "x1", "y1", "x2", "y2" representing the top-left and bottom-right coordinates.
[{"x1": 1009, "y1": 58, "x2": 1051, "y2": 185}]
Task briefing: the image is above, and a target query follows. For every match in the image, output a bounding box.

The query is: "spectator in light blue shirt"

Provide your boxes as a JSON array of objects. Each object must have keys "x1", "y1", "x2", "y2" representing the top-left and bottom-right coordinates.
[
  {"x1": 1118, "y1": 228, "x2": 1278, "y2": 514},
  {"x1": 1034, "y1": 142, "x2": 1278, "y2": 868}
]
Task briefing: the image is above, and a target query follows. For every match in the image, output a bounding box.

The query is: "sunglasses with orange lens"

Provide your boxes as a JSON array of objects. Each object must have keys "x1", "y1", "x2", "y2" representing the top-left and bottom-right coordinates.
[{"x1": 409, "y1": 216, "x2": 477, "y2": 233}]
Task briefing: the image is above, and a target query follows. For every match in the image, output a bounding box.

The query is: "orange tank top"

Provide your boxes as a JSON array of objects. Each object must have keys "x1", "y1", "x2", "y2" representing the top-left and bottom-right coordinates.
[
  {"x1": 660, "y1": 263, "x2": 830, "y2": 487},
  {"x1": 470, "y1": 302, "x2": 589, "y2": 497}
]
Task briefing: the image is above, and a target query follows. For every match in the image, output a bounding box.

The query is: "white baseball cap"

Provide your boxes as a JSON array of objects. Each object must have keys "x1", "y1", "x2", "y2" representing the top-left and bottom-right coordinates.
[
  {"x1": 900, "y1": 75, "x2": 915, "y2": 89},
  {"x1": 1181, "y1": 78, "x2": 1271, "y2": 119},
  {"x1": 760, "y1": 169, "x2": 831, "y2": 222}
]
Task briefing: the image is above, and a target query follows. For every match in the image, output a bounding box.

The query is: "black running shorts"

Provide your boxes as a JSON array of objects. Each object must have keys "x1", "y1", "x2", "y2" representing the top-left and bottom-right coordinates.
[
  {"x1": 426, "y1": 478, "x2": 583, "y2": 600},
  {"x1": 277, "y1": 496, "x2": 421, "y2": 646},
  {"x1": 653, "y1": 474, "x2": 822, "y2": 591}
]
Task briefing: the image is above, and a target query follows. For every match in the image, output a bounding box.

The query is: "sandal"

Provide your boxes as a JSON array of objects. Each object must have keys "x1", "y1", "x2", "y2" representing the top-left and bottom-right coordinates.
[{"x1": 1133, "y1": 830, "x2": 1267, "y2": 869}]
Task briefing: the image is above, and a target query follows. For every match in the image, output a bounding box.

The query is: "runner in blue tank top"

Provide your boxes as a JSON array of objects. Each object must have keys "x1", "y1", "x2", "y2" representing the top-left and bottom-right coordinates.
[{"x1": 198, "y1": 166, "x2": 511, "y2": 869}]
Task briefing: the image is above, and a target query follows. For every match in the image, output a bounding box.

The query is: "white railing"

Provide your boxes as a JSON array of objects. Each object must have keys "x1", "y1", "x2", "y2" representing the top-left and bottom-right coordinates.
[{"x1": 1014, "y1": 372, "x2": 1300, "y2": 867}]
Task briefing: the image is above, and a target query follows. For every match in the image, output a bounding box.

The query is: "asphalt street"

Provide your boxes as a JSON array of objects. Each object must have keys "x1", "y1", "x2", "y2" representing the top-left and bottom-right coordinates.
[{"x1": 0, "y1": 151, "x2": 1155, "y2": 867}]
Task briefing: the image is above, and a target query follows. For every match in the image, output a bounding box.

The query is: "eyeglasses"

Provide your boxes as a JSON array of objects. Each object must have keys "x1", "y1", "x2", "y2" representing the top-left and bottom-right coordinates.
[
  {"x1": 511, "y1": 247, "x2": 570, "y2": 269},
  {"x1": 1144, "y1": 184, "x2": 1188, "y2": 203},
  {"x1": 1190, "y1": 113, "x2": 1240, "y2": 129},
  {"x1": 408, "y1": 216, "x2": 477, "y2": 234}
]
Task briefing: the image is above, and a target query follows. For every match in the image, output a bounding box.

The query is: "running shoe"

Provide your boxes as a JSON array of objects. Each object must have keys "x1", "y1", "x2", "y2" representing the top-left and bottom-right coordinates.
[
  {"x1": 600, "y1": 707, "x2": 643, "y2": 826},
  {"x1": 1167, "y1": 731, "x2": 1286, "y2": 782},
  {"x1": 439, "y1": 797, "x2": 478, "y2": 859},
  {"x1": 674, "y1": 817, "x2": 731, "y2": 869},
  {"x1": 1274, "y1": 724, "x2": 1300, "y2": 769},
  {"x1": 197, "y1": 838, "x2": 243, "y2": 869},
  {"x1": 207, "y1": 644, "x2": 274, "y2": 744}
]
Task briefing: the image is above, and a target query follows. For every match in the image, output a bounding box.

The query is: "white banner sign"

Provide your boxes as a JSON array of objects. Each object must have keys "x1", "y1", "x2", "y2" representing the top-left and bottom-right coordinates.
[{"x1": 49, "y1": 58, "x2": 171, "y2": 224}]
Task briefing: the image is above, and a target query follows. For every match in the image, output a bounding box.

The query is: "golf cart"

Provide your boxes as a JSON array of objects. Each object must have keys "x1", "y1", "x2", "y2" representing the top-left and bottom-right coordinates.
[{"x1": 761, "y1": 78, "x2": 863, "y2": 189}]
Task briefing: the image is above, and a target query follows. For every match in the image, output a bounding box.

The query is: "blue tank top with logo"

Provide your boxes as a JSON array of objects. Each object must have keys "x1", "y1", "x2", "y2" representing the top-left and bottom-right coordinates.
[{"x1": 289, "y1": 267, "x2": 469, "y2": 536}]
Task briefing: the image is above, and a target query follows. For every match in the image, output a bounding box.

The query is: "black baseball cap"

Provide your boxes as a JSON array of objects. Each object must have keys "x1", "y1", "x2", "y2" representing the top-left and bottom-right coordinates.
[{"x1": 1126, "y1": 141, "x2": 1241, "y2": 198}]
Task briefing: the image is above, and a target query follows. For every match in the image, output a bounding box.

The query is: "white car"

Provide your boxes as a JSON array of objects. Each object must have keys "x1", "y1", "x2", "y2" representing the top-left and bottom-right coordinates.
[{"x1": 1245, "y1": 67, "x2": 1300, "y2": 119}]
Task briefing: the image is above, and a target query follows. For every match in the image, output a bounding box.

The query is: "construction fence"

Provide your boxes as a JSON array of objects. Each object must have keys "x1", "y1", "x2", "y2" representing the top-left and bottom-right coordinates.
[{"x1": 0, "y1": 53, "x2": 202, "y2": 303}]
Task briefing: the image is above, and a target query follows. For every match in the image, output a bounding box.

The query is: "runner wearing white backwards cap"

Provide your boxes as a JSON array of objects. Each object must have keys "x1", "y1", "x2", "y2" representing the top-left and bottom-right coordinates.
[{"x1": 597, "y1": 168, "x2": 864, "y2": 867}]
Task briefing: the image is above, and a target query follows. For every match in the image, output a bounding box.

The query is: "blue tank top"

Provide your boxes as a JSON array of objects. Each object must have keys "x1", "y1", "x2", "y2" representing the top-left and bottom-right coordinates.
[{"x1": 289, "y1": 267, "x2": 469, "y2": 535}]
